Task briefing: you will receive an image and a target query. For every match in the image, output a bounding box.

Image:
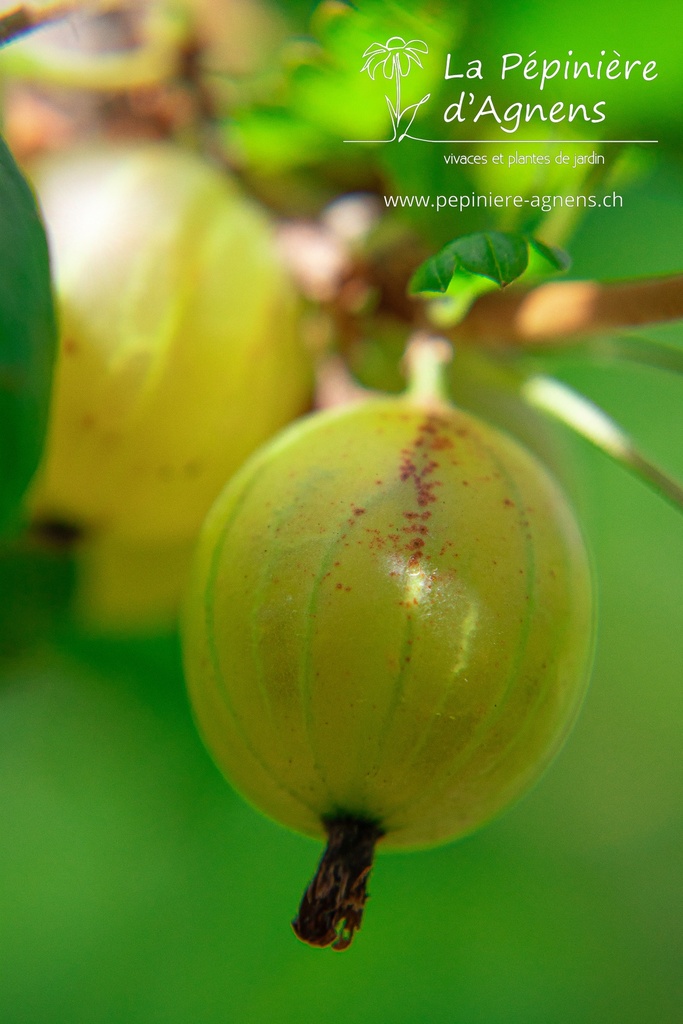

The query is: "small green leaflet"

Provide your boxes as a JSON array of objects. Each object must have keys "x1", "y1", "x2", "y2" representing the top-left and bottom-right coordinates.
[
  {"x1": 409, "y1": 231, "x2": 570, "y2": 294},
  {"x1": 0, "y1": 134, "x2": 57, "y2": 537}
]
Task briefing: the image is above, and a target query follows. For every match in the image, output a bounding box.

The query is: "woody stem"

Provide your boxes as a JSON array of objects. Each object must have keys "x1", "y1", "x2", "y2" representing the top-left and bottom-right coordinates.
[{"x1": 448, "y1": 274, "x2": 683, "y2": 347}]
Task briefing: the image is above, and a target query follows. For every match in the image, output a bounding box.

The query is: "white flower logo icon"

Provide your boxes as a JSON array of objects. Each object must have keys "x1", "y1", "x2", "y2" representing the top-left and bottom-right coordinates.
[
  {"x1": 361, "y1": 36, "x2": 429, "y2": 79},
  {"x1": 361, "y1": 36, "x2": 430, "y2": 141}
]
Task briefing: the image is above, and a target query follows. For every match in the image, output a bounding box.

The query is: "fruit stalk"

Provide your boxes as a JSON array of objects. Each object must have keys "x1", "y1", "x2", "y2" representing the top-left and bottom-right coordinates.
[
  {"x1": 403, "y1": 332, "x2": 453, "y2": 410},
  {"x1": 293, "y1": 817, "x2": 384, "y2": 951}
]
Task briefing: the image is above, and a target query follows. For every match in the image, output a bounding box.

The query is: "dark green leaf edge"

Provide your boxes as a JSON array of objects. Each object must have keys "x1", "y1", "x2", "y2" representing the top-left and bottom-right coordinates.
[
  {"x1": 0, "y1": 134, "x2": 58, "y2": 538},
  {"x1": 528, "y1": 237, "x2": 571, "y2": 273}
]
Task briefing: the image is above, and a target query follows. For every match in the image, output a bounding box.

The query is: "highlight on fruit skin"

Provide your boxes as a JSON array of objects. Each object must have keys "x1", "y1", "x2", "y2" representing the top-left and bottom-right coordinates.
[
  {"x1": 27, "y1": 141, "x2": 312, "y2": 546},
  {"x1": 182, "y1": 391, "x2": 594, "y2": 949}
]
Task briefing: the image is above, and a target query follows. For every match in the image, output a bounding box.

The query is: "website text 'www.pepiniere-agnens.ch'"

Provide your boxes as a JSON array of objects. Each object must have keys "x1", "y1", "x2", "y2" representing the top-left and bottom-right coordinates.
[{"x1": 383, "y1": 192, "x2": 623, "y2": 213}]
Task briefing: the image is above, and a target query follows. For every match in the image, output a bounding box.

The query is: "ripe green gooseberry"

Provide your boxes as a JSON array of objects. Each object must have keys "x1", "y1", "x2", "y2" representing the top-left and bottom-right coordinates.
[
  {"x1": 28, "y1": 142, "x2": 312, "y2": 545},
  {"x1": 182, "y1": 381, "x2": 594, "y2": 950}
]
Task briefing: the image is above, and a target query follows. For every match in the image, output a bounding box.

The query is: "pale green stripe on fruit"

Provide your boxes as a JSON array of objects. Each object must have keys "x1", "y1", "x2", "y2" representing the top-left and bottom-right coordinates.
[
  {"x1": 298, "y1": 518, "x2": 354, "y2": 811},
  {"x1": 203, "y1": 456, "x2": 319, "y2": 816},
  {"x1": 384, "y1": 439, "x2": 587, "y2": 845},
  {"x1": 380, "y1": 426, "x2": 537, "y2": 827}
]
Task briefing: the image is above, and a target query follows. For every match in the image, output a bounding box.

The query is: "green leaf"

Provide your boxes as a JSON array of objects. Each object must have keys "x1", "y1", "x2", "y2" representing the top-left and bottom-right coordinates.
[
  {"x1": 529, "y1": 237, "x2": 571, "y2": 272},
  {"x1": 453, "y1": 231, "x2": 529, "y2": 287},
  {"x1": 0, "y1": 134, "x2": 57, "y2": 537},
  {"x1": 409, "y1": 242, "x2": 459, "y2": 294},
  {"x1": 409, "y1": 231, "x2": 570, "y2": 295}
]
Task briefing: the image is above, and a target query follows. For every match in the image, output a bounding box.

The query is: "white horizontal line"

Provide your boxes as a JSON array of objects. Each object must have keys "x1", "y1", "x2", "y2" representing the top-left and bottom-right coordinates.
[{"x1": 344, "y1": 139, "x2": 658, "y2": 144}]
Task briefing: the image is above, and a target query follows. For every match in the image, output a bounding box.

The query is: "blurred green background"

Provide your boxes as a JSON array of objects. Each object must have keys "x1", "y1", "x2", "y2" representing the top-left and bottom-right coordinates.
[{"x1": 1, "y1": 0, "x2": 682, "y2": 1021}]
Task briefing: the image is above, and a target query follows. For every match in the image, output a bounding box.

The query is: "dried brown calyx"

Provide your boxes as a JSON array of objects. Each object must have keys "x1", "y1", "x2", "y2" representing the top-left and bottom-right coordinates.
[{"x1": 292, "y1": 816, "x2": 384, "y2": 951}]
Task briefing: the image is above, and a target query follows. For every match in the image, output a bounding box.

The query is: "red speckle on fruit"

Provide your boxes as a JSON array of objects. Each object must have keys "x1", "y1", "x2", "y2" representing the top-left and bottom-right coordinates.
[
  {"x1": 365, "y1": 528, "x2": 385, "y2": 551},
  {"x1": 431, "y1": 435, "x2": 453, "y2": 451},
  {"x1": 398, "y1": 419, "x2": 447, "y2": 508},
  {"x1": 404, "y1": 523, "x2": 428, "y2": 536}
]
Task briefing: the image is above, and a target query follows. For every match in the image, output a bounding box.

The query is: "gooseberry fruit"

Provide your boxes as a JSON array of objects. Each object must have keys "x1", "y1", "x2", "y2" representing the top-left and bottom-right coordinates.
[
  {"x1": 73, "y1": 532, "x2": 196, "y2": 633},
  {"x1": 182, "y1": 378, "x2": 593, "y2": 950},
  {"x1": 28, "y1": 142, "x2": 312, "y2": 544}
]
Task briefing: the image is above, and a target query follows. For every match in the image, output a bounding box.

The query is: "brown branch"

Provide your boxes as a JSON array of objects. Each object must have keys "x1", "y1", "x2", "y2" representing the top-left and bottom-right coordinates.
[
  {"x1": 448, "y1": 273, "x2": 683, "y2": 348},
  {"x1": 0, "y1": 3, "x2": 72, "y2": 47}
]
